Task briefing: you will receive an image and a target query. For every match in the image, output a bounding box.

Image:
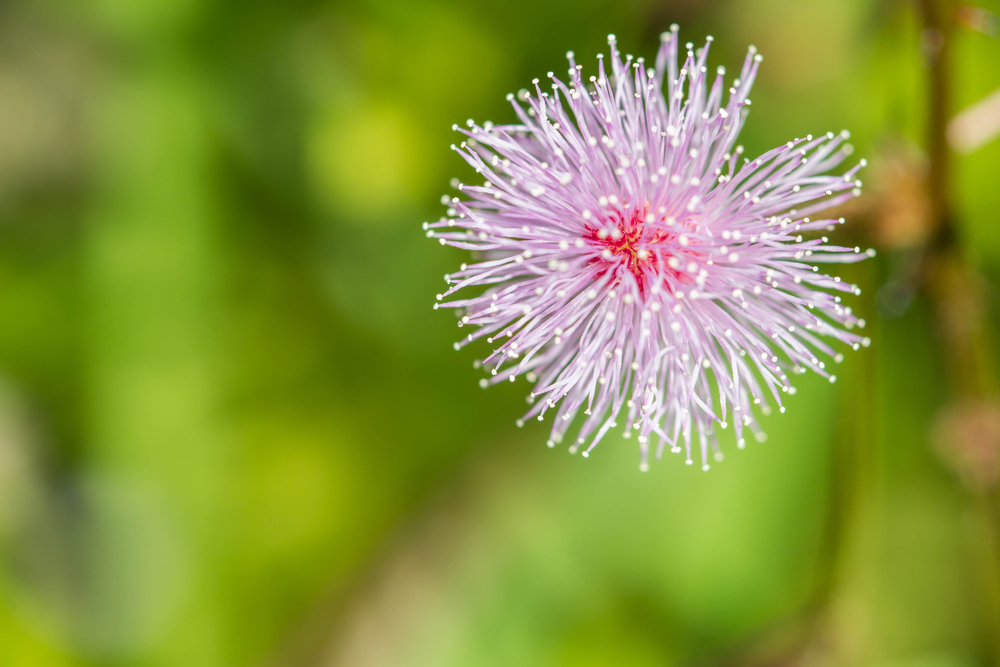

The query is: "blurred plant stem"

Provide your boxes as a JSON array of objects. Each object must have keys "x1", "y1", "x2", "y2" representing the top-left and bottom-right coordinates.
[
  {"x1": 920, "y1": 0, "x2": 1000, "y2": 662},
  {"x1": 920, "y1": 0, "x2": 952, "y2": 238}
]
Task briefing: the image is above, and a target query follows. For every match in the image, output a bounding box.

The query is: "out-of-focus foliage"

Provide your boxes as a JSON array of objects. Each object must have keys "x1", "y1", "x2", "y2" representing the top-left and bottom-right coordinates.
[{"x1": 0, "y1": 0, "x2": 998, "y2": 666}]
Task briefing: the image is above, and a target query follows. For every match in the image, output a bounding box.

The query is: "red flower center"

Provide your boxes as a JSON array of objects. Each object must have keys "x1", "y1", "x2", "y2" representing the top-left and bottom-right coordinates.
[{"x1": 584, "y1": 207, "x2": 695, "y2": 299}]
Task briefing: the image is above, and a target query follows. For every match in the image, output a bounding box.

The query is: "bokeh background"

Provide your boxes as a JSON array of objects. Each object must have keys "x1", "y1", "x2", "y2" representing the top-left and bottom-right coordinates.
[{"x1": 1, "y1": 0, "x2": 999, "y2": 665}]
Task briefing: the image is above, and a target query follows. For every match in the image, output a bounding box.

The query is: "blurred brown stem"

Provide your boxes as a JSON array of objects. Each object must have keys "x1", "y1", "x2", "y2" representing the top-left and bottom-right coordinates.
[
  {"x1": 919, "y1": 0, "x2": 1000, "y2": 663},
  {"x1": 920, "y1": 0, "x2": 954, "y2": 245}
]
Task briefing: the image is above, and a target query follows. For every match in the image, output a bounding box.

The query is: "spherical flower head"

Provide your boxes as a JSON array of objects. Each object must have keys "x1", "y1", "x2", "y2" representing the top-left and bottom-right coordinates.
[{"x1": 427, "y1": 28, "x2": 872, "y2": 471}]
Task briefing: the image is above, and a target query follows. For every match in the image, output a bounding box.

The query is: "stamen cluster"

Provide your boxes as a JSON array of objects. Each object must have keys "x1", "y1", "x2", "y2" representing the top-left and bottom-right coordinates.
[{"x1": 427, "y1": 28, "x2": 871, "y2": 470}]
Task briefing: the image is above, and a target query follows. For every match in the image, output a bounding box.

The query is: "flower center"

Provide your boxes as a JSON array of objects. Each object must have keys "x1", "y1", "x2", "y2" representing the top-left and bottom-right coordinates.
[{"x1": 584, "y1": 208, "x2": 693, "y2": 298}]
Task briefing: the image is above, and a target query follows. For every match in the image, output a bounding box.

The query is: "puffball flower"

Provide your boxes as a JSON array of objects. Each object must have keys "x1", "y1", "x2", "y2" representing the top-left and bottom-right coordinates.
[{"x1": 427, "y1": 28, "x2": 871, "y2": 470}]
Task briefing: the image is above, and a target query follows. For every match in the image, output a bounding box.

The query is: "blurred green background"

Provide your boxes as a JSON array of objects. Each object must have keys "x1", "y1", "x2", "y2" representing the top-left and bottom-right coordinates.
[{"x1": 0, "y1": 0, "x2": 999, "y2": 665}]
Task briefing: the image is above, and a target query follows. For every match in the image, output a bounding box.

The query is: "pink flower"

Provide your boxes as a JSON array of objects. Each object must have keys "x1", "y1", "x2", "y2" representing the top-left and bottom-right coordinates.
[{"x1": 428, "y1": 28, "x2": 871, "y2": 471}]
